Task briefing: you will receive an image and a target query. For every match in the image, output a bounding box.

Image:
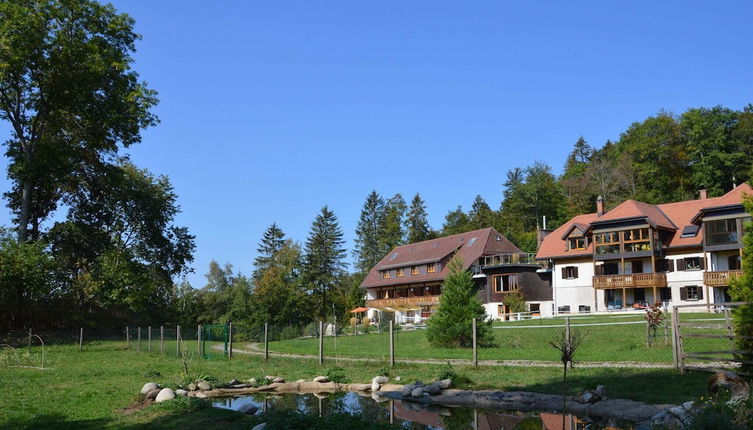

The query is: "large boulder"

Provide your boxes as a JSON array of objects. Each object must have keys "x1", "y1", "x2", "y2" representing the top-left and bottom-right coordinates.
[
  {"x1": 141, "y1": 382, "x2": 159, "y2": 394},
  {"x1": 424, "y1": 383, "x2": 442, "y2": 395},
  {"x1": 155, "y1": 388, "x2": 175, "y2": 403},
  {"x1": 145, "y1": 389, "x2": 161, "y2": 400},
  {"x1": 401, "y1": 384, "x2": 415, "y2": 396},
  {"x1": 313, "y1": 376, "x2": 329, "y2": 383},
  {"x1": 371, "y1": 381, "x2": 380, "y2": 392},
  {"x1": 197, "y1": 381, "x2": 211, "y2": 391},
  {"x1": 372, "y1": 376, "x2": 389, "y2": 385},
  {"x1": 436, "y1": 379, "x2": 453, "y2": 389},
  {"x1": 411, "y1": 387, "x2": 425, "y2": 397},
  {"x1": 238, "y1": 403, "x2": 259, "y2": 415}
]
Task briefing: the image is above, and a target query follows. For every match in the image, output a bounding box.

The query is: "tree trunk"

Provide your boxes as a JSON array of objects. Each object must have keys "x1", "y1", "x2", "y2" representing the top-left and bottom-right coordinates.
[{"x1": 18, "y1": 179, "x2": 31, "y2": 242}]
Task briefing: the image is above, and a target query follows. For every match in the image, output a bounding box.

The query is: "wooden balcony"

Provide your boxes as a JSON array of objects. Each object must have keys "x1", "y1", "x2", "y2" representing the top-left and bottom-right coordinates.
[
  {"x1": 592, "y1": 273, "x2": 667, "y2": 290},
  {"x1": 704, "y1": 270, "x2": 743, "y2": 287},
  {"x1": 367, "y1": 295, "x2": 440, "y2": 309}
]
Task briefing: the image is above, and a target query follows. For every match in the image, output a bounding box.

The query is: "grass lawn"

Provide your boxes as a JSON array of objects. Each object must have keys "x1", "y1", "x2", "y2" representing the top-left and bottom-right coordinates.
[
  {"x1": 0, "y1": 338, "x2": 712, "y2": 429},
  {"x1": 268, "y1": 312, "x2": 731, "y2": 363}
]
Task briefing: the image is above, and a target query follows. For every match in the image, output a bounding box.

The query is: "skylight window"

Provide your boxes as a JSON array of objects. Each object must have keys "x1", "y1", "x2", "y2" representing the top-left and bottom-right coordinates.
[
  {"x1": 466, "y1": 237, "x2": 478, "y2": 247},
  {"x1": 389, "y1": 252, "x2": 399, "y2": 260},
  {"x1": 681, "y1": 225, "x2": 699, "y2": 238}
]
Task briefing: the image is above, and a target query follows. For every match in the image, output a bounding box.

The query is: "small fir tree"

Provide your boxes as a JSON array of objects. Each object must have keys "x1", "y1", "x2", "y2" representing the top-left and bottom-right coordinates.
[
  {"x1": 730, "y1": 193, "x2": 753, "y2": 371},
  {"x1": 426, "y1": 257, "x2": 493, "y2": 348}
]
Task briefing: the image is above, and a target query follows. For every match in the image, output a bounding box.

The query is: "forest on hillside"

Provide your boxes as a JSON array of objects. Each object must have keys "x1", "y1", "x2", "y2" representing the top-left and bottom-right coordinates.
[{"x1": 1, "y1": 1, "x2": 752, "y2": 333}]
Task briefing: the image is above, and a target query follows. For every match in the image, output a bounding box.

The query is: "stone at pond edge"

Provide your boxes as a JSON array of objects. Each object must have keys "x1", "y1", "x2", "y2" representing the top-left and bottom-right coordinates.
[
  {"x1": 437, "y1": 379, "x2": 453, "y2": 389},
  {"x1": 252, "y1": 423, "x2": 266, "y2": 430},
  {"x1": 146, "y1": 389, "x2": 161, "y2": 400},
  {"x1": 371, "y1": 381, "x2": 380, "y2": 392},
  {"x1": 155, "y1": 388, "x2": 175, "y2": 403},
  {"x1": 197, "y1": 381, "x2": 211, "y2": 391},
  {"x1": 272, "y1": 377, "x2": 285, "y2": 383},
  {"x1": 594, "y1": 384, "x2": 606, "y2": 398},
  {"x1": 372, "y1": 375, "x2": 389, "y2": 385},
  {"x1": 187, "y1": 383, "x2": 197, "y2": 391},
  {"x1": 411, "y1": 387, "x2": 425, "y2": 397},
  {"x1": 248, "y1": 378, "x2": 257, "y2": 385},
  {"x1": 229, "y1": 379, "x2": 240, "y2": 386},
  {"x1": 140, "y1": 382, "x2": 159, "y2": 394},
  {"x1": 394, "y1": 376, "x2": 402, "y2": 382},
  {"x1": 313, "y1": 376, "x2": 329, "y2": 383},
  {"x1": 238, "y1": 403, "x2": 258, "y2": 415},
  {"x1": 401, "y1": 384, "x2": 415, "y2": 396},
  {"x1": 175, "y1": 389, "x2": 187, "y2": 397},
  {"x1": 295, "y1": 379, "x2": 307, "y2": 383},
  {"x1": 424, "y1": 383, "x2": 441, "y2": 395}
]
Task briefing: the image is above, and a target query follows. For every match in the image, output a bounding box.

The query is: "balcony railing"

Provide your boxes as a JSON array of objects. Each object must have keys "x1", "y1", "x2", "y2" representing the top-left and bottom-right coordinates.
[
  {"x1": 704, "y1": 270, "x2": 743, "y2": 287},
  {"x1": 479, "y1": 253, "x2": 540, "y2": 267},
  {"x1": 367, "y1": 295, "x2": 440, "y2": 309},
  {"x1": 592, "y1": 273, "x2": 667, "y2": 289}
]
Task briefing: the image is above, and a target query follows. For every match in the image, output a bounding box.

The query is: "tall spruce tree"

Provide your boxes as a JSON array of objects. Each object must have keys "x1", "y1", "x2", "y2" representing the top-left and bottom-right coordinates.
[
  {"x1": 405, "y1": 193, "x2": 431, "y2": 243},
  {"x1": 253, "y1": 223, "x2": 286, "y2": 282},
  {"x1": 378, "y1": 193, "x2": 406, "y2": 255},
  {"x1": 303, "y1": 206, "x2": 347, "y2": 319},
  {"x1": 468, "y1": 195, "x2": 495, "y2": 230},
  {"x1": 426, "y1": 257, "x2": 493, "y2": 348},
  {"x1": 353, "y1": 191, "x2": 385, "y2": 273},
  {"x1": 730, "y1": 191, "x2": 753, "y2": 371},
  {"x1": 442, "y1": 206, "x2": 471, "y2": 235}
]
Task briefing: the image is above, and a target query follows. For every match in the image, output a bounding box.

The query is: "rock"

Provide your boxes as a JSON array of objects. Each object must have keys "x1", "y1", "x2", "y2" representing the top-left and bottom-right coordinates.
[
  {"x1": 248, "y1": 378, "x2": 257, "y2": 385},
  {"x1": 194, "y1": 391, "x2": 208, "y2": 399},
  {"x1": 229, "y1": 378, "x2": 240, "y2": 385},
  {"x1": 575, "y1": 390, "x2": 601, "y2": 404},
  {"x1": 141, "y1": 382, "x2": 159, "y2": 394},
  {"x1": 187, "y1": 383, "x2": 197, "y2": 391},
  {"x1": 394, "y1": 376, "x2": 401, "y2": 382},
  {"x1": 313, "y1": 376, "x2": 329, "y2": 383},
  {"x1": 175, "y1": 389, "x2": 187, "y2": 397},
  {"x1": 272, "y1": 377, "x2": 285, "y2": 383},
  {"x1": 411, "y1": 387, "x2": 425, "y2": 397},
  {"x1": 197, "y1": 381, "x2": 211, "y2": 391},
  {"x1": 295, "y1": 379, "x2": 307, "y2": 383},
  {"x1": 436, "y1": 379, "x2": 453, "y2": 389},
  {"x1": 682, "y1": 401, "x2": 695, "y2": 411},
  {"x1": 155, "y1": 388, "x2": 175, "y2": 403},
  {"x1": 264, "y1": 375, "x2": 276, "y2": 381},
  {"x1": 594, "y1": 384, "x2": 606, "y2": 398},
  {"x1": 238, "y1": 403, "x2": 259, "y2": 415},
  {"x1": 372, "y1": 375, "x2": 389, "y2": 385},
  {"x1": 371, "y1": 381, "x2": 380, "y2": 392},
  {"x1": 413, "y1": 380, "x2": 425, "y2": 388},
  {"x1": 252, "y1": 423, "x2": 267, "y2": 430},
  {"x1": 146, "y1": 389, "x2": 161, "y2": 400},
  {"x1": 401, "y1": 384, "x2": 415, "y2": 396},
  {"x1": 424, "y1": 383, "x2": 442, "y2": 395}
]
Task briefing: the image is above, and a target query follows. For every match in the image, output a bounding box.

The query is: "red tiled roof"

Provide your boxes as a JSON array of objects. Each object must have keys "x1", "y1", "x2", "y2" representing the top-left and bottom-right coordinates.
[
  {"x1": 360, "y1": 227, "x2": 521, "y2": 289},
  {"x1": 536, "y1": 183, "x2": 752, "y2": 260}
]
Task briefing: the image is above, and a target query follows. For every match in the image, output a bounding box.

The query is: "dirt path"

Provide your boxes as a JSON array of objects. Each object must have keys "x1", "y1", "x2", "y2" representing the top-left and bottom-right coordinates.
[{"x1": 215, "y1": 342, "x2": 675, "y2": 369}]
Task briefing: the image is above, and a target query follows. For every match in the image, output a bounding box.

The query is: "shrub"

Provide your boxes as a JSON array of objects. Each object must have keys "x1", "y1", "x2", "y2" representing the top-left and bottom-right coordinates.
[
  {"x1": 730, "y1": 195, "x2": 753, "y2": 372},
  {"x1": 324, "y1": 366, "x2": 349, "y2": 384}
]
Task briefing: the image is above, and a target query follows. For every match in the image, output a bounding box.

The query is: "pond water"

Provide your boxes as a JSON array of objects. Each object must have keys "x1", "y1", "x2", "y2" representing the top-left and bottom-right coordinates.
[{"x1": 213, "y1": 391, "x2": 637, "y2": 429}]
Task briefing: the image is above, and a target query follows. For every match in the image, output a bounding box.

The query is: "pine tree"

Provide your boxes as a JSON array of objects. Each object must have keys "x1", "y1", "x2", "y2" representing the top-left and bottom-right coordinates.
[
  {"x1": 468, "y1": 195, "x2": 495, "y2": 230},
  {"x1": 378, "y1": 194, "x2": 406, "y2": 255},
  {"x1": 302, "y1": 206, "x2": 347, "y2": 319},
  {"x1": 405, "y1": 193, "x2": 431, "y2": 243},
  {"x1": 442, "y1": 206, "x2": 471, "y2": 235},
  {"x1": 353, "y1": 191, "x2": 385, "y2": 273},
  {"x1": 426, "y1": 257, "x2": 493, "y2": 348},
  {"x1": 730, "y1": 193, "x2": 753, "y2": 371},
  {"x1": 252, "y1": 223, "x2": 286, "y2": 282}
]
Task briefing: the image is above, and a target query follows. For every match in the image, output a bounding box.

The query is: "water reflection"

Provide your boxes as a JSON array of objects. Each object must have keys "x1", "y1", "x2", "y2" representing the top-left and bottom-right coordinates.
[{"x1": 213, "y1": 391, "x2": 634, "y2": 430}]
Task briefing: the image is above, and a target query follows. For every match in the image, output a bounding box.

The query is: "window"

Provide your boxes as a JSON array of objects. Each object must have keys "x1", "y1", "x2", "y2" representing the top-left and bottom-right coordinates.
[
  {"x1": 381, "y1": 289, "x2": 394, "y2": 299},
  {"x1": 427, "y1": 263, "x2": 436, "y2": 273},
  {"x1": 411, "y1": 266, "x2": 419, "y2": 275},
  {"x1": 681, "y1": 225, "x2": 699, "y2": 238},
  {"x1": 660, "y1": 287, "x2": 672, "y2": 301},
  {"x1": 594, "y1": 231, "x2": 620, "y2": 254},
  {"x1": 568, "y1": 237, "x2": 586, "y2": 250},
  {"x1": 396, "y1": 268, "x2": 405, "y2": 277},
  {"x1": 681, "y1": 285, "x2": 702, "y2": 301},
  {"x1": 634, "y1": 288, "x2": 646, "y2": 303},
  {"x1": 421, "y1": 305, "x2": 432, "y2": 318},
  {"x1": 427, "y1": 285, "x2": 442, "y2": 295},
  {"x1": 705, "y1": 219, "x2": 739, "y2": 245},
  {"x1": 624, "y1": 228, "x2": 651, "y2": 252},
  {"x1": 562, "y1": 266, "x2": 579, "y2": 279},
  {"x1": 493, "y1": 275, "x2": 518, "y2": 292},
  {"x1": 529, "y1": 303, "x2": 541, "y2": 314},
  {"x1": 596, "y1": 262, "x2": 619, "y2": 275},
  {"x1": 631, "y1": 260, "x2": 644, "y2": 274},
  {"x1": 655, "y1": 259, "x2": 674, "y2": 273},
  {"x1": 382, "y1": 271, "x2": 390, "y2": 279},
  {"x1": 678, "y1": 257, "x2": 704, "y2": 271},
  {"x1": 728, "y1": 255, "x2": 742, "y2": 271}
]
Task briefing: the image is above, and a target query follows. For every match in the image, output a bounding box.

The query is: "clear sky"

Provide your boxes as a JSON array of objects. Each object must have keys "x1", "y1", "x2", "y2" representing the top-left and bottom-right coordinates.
[{"x1": 1, "y1": 1, "x2": 752, "y2": 287}]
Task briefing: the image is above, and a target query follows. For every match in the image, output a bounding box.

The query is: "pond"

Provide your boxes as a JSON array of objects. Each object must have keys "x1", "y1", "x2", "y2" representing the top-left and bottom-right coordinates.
[{"x1": 213, "y1": 391, "x2": 637, "y2": 429}]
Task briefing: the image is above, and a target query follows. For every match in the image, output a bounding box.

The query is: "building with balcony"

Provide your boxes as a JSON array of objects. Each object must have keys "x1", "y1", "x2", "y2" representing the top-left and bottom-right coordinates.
[
  {"x1": 536, "y1": 184, "x2": 751, "y2": 313},
  {"x1": 360, "y1": 227, "x2": 553, "y2": 323}
]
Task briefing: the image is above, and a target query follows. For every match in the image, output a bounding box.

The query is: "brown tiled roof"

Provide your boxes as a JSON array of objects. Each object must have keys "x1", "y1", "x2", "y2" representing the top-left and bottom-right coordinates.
[
  {"x1": 360, "y1": 227, "x2": 521, "y2": 289},
  {"x1": 536, "y1": 183, "x2": 752, "y2": 260}
]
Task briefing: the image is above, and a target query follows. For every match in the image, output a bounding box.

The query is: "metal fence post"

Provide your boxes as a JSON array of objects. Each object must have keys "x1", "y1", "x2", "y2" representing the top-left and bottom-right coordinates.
[
  {"x1": 160, "y1": 326, "x2": 164, "y2": 354},
  {"x1": 176, "y1": 325, "x2": 181, "y2": 357},
  {"x1": 148, "y1": 326, "x2": 151, "y2": 352},
  {"x1": 197, "y1": 325, "x2": 202, "y2": 356},
  {"x1": 126, "y1": 327, "x2": 130, "y2": 350},
  {"x1": 137, "y1": 327, "x2": 141, "y2": 352},
  {"x1": 79, "y1": 328, "x2": 83, "y2": 352},
  {"x1": 318, "y1": 321, "x2": 324, "y2": 365},
  {"x1": 264, "y1": 322, "x2": 269, "y2": 362},
  {"x1": 229, "y1": 322, "x2": 233, "y2": 359},
  {"x1": 389, "y1": 320, "x2": 395, "y2": 367},
  {"x1": 472, "y1": 317, "x2": 478, "y2": 367}
]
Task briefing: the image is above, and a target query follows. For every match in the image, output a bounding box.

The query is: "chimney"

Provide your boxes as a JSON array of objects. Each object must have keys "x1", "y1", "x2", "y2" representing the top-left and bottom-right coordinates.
[
  {"x1": 596, "y1": 196, "x2": 605, "y2": 217},
  {"x1": 699, "y1": 189, "x2": 708, "y2": 200},
  {"x1": 536, "y1": 216, "x2": 550, "y2": 250}
]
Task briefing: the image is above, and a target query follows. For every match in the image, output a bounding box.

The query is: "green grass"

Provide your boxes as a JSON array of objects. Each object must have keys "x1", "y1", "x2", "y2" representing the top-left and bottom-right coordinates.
[
  {"x1": 268, "y1": 313, "x2": 730, "y2": 363},
  {"x1": 0, "y1": 339, "x2": 711, "y2": 429}
]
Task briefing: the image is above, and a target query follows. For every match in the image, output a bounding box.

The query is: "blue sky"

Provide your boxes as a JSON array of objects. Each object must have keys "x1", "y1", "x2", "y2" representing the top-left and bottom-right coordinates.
[{"x1": 1, "y1": 1, "x2": 752, "y2": 287}]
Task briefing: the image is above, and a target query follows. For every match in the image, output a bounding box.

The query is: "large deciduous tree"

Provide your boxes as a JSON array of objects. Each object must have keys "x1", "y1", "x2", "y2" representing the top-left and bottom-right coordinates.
[{"x1": 0, "y1": 0, "x2": 158, "y2": 242}]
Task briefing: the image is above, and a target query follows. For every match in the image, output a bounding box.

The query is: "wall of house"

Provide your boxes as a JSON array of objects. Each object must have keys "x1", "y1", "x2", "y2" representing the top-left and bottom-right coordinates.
[
  {"x1": 665, "y1": 250, "x2": 706, "y2": 306},
  {"x1": 552, "y1": 259, "x2": 595, "y2": 312}
]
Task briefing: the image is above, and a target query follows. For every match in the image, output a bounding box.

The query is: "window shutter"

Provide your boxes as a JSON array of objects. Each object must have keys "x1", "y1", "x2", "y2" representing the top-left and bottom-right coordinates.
[
  {"x1": 679, "y1": 287, "x2": 688, "y2": 301},
  {"x1": 668, "y1": 259, "x2": 674, "y2": 272},
  {"x1": 561, "y1": 267, "x2": 567, "y2": 278},
  {"x1": 697, "y1": 286, "x2": 704, "y2": 300},
  {"x1": 677, "y1": 259, "x2": 686, "y2": 271},
  {"x1": 595, "y1": 265, "x2": 603, "y2": 275},
  {"x1": 574, "y1": 266, "x2": 579, "y2": 278},
  {"x1": 699, "y1": 258, "x2": 706, "y2": 270}
]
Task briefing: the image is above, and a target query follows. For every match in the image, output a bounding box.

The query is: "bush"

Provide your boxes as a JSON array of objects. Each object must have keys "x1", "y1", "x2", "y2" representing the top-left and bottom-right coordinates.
[
  {"x1": 325, "y1": 366, "x2": 349, "y2": 383},
  {"x1": 378, "y1": 311, "x2": 394, "y2": 332},
  {"x1": 437, "y1": 362, "x2": 473, "y2": 386}
]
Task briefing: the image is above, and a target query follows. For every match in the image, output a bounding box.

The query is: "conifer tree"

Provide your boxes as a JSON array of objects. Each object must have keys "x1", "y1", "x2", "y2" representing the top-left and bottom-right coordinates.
[
  {"x1": 426, "y1": 257, "x2": 493, "y2": 348},
  {"x1": 302, "y1": 206, "x2": 347, "y2": 318},
  {"x1": 353, "y1": 191, "x2": 385, "y2": 273},
  {"x1": 442, "y1": 206, "x2": 471, "y2": 235},
  {"x1": 730, "y1": 193, "x2": 753, "y2": 371},
  {"x1": 405, "y1": 193, "x2": 431, "y2": 243},
  {"x1": 253, "y1": 223, "x2": 286, "y2": 282},
  {"x1": 468, "y1": 195, "x2": 495, "y2": 230},
  {"x1": 378, "y1": 194, "x2": 406, "y2": 255}
]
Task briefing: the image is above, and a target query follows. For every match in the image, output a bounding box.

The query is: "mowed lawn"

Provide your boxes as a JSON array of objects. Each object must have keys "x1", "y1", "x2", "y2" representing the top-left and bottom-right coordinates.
[
  {"x1": 0, "y1": 339, "x2": 711, "y2": 429},
  {"x1": 267, "y1": 313, "x2": 731, "y2": 363}
]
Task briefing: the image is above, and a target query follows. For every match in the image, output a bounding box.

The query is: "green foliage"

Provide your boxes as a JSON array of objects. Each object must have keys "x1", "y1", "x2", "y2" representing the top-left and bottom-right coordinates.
[
  {"x1": 504, "y1": 292, "x2": 527, "y2": 313},
  {"x1": 405, "y1": 193, "x2": 432, "y2": 243},
  {"x1": 426, "y1": 257, "x2": 494, "y2": 348},
  {"x1": 325, "y1": 366, "x2": 349, "y2": 383},
  {"x1": 378, "y1": 194, "x2": 406, "y2": 255},
  {"x1": 353, "y1": 191, "x2": 386, "y2": 273},
  {"x1": 436, "y1": 362, "x2": 473, "y2": 386},
  {"x1": 377, "y1": 311, "x2": 394, "y2": 332},
  {"x1": 730, "y1": 195, "x2": 753, "y2": 371},
  {"x1": 253, "y1": 223, "x2": 286, "y2": 283},
  {"x1": 302, "y1": 206, "x2": 347, "y2": 319},
  {"x1": 688, "y1": 394, "x2": 753, "y2": 430}
]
